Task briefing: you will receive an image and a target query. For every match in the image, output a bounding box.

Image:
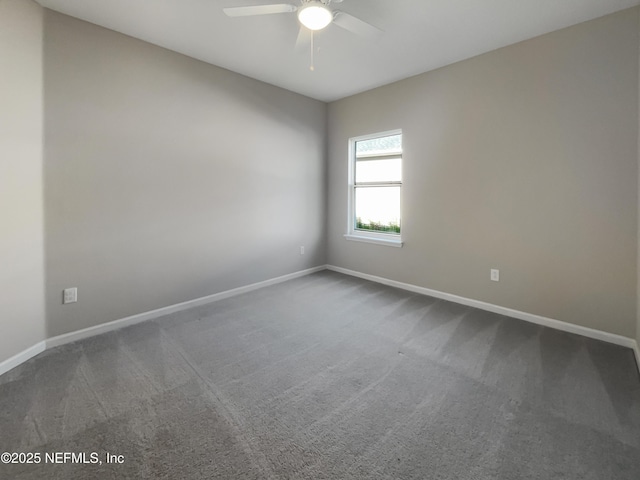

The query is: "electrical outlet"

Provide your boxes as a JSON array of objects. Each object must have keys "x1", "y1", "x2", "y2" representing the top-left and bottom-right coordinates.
[
  {"x1": 63, "y1": 287, "x2": 77, "y2": 304},
  {"x1": 490, "y1": 269, "x2": 500, "y2": 282},
  {"x1": 300, "y1": 246, "x2": 305, "y2": 255}
]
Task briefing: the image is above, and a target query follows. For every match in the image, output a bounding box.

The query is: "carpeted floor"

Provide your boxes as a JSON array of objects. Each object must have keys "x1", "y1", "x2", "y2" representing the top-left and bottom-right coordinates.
[{"x1": 1, "y1": 270, "x2": 639, "y2": 479}]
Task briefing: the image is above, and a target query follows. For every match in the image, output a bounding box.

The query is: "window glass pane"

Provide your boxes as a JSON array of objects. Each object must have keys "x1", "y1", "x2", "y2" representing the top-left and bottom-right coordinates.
[
  {"x1": 356, "y1": 157, "x2": 401, "y2": 183},
  {"x1": 356, "y1": 134, "x2": 402, "y2": 156},
  {"x1": 355, "y1": 186, "x2": 400, "y2": 234}
]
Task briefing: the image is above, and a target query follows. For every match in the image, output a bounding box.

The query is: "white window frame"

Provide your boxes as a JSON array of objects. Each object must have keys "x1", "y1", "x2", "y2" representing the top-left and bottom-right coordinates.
[{"x1": 344, "y1": 129, "x2": 403, "y2": 248}]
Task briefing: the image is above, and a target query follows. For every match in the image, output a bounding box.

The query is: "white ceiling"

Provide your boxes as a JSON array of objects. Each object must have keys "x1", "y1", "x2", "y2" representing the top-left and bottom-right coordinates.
[{"x1": 36, "y1": 0, "x2": 639, "y2": 102}]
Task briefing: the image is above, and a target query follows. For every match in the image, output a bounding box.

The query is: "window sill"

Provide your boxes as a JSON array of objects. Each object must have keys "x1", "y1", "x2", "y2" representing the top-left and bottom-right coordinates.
[{"x1": 344, "y1": 234, "x2": 403, "y2": 248}]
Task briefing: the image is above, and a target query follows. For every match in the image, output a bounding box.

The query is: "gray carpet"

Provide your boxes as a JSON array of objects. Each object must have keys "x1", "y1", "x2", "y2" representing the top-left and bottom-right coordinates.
[{"x1": 1, "y1": 270, "x2": 639, "y2": 479}]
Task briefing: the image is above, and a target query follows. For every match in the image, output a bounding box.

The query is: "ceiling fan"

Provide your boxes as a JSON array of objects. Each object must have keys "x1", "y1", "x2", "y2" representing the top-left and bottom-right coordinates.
[{"x1": 223, "y1": 1, "x2": 382, "y2": 56}]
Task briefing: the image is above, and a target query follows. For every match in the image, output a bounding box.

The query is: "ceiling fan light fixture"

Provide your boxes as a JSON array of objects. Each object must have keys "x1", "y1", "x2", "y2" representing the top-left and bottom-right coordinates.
[{"x1": 298, "y1": 2, "x2": 332, "y2": 31}]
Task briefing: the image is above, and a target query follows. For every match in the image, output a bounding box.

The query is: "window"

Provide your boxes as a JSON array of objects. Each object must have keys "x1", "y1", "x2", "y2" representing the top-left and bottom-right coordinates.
[{"x1": 345, "y1": 130, "x2": 403, "y2": 247}]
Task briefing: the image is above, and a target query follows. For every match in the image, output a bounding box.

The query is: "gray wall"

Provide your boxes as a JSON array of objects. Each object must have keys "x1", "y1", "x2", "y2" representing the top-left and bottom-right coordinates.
[
  {"x1": 327, "y1": 8, "x2": 639, "y2": 338},
  {"x1": 44, "y1": 11, "x2": 326, "y2": 337},
  {"x1": 0, "y1": 0, "x2": 46, "y2": 361},
  {"x1": 637, "y1": 9, "x2": 640, "y2": 352}
]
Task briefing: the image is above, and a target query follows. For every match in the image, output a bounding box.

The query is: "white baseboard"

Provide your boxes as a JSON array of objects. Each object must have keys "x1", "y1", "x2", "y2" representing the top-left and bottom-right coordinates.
[
  {"x1": 3, "y1": 264, "x2": 639, "y2": 378},
  {"x1": 2, "y1": 266, "x2": 326, "y2": 374},
  {"x1": 327, "y1": 265, "x2": 638, "y2": 351},
  {"x1": 0, "y1": 341, "x2": 46, "y2": 377},
  {"x1": 47, "y1": 265, "x2": 327, "y2": 349}
]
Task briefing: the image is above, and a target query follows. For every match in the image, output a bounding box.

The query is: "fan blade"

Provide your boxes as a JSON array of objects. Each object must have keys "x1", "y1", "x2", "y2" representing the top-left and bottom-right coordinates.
[
  {"x1": 223, "y1": 4, "x2": 297, "y2": 17},
  {"x1": 295, "y1": 26, "x2": 311, "y2": 52},
  {"x1": 333, "y1": 11, "x2": 382, "y2": 37}
]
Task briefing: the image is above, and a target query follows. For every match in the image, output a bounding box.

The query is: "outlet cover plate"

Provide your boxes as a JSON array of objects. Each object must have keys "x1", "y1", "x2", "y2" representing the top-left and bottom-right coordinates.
[{"x1": 63, "y1": 287, "x2": 78, "y2": 304}]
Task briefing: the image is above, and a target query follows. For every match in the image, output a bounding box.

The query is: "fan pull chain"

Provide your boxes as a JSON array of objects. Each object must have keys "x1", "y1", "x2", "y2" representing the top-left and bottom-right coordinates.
[{"x1": 310, "y1": 31, "x2": 314, "y2": 71}]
